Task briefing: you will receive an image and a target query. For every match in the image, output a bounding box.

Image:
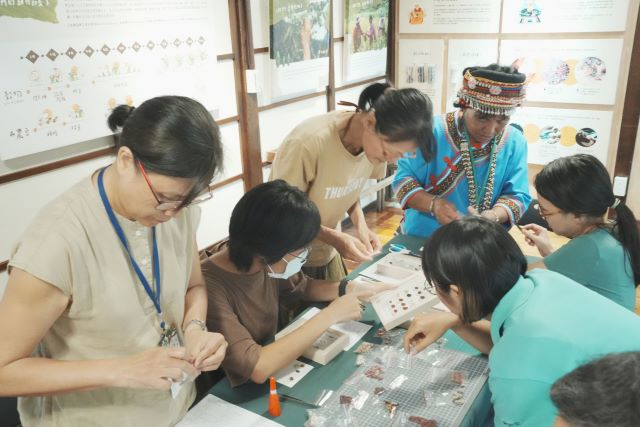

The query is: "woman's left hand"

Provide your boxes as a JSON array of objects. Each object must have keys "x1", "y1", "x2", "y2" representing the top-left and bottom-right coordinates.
[
  {"x1": 358, "y1": 226, "x2": 383, "y2": 254},
  {"x1": 346, "y1": 280, "x2": 397, "y2": 302},
  {"x1": 468, "y1": 206, "x2": 501, "y2": 223},
  {"x1": 183, "y1": 328, "x2": 228, "y2": 372}
]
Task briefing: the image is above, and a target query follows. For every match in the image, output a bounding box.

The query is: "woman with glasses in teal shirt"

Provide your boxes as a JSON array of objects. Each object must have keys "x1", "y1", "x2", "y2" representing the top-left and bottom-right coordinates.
[
  {"x1": 404, "y1": 217, "x2": 640, "y2": 427},
  {"x1": 520, "y1": 154, "x2": 640, "y2": 311}
]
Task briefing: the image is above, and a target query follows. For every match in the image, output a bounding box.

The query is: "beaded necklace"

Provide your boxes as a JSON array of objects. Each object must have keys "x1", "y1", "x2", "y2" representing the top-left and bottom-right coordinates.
[{"x1": 458, "y1": 119, "x2": 500, "y2": 212}]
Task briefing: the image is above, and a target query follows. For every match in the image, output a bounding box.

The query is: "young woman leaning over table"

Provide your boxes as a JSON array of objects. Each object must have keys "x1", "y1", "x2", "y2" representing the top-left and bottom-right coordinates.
[
  {"x1": 520, "y1": 154, "x2": 640, "y2": 311},
  {"x1": 403, "y1": 216, "x2": 640, "y2": 427},
  {"x1": 202, "y1": 180, "x2": 394, "y2": 386},
  {"x1": 0, "y1": 96, "x2": 227, "y2": 427}
]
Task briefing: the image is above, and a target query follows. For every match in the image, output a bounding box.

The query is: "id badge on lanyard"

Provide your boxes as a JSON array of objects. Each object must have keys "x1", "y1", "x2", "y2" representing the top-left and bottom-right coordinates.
[
  {"x1": 98, "y1": 168, "x2": 172, "y2": 340},
  {"x1": 158, "y1": 324, "x2": 183, "y2": 347}
]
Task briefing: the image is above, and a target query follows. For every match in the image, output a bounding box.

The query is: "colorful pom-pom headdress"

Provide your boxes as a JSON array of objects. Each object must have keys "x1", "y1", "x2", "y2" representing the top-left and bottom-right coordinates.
[{"x1": 456, "y1": 66, "x2": 528, "y2": 116}]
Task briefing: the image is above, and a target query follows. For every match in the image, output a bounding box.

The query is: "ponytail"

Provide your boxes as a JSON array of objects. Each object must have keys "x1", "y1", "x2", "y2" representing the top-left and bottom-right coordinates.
[
  {"x1": 357, "y1": 82, "x2": 392, "y2": 111},
  {"x1": 612, "y1": 202, "x2": 640, "y2": 285},
  {"x1": 107, "y1": 104, "x2": 135, "y2": 133}
]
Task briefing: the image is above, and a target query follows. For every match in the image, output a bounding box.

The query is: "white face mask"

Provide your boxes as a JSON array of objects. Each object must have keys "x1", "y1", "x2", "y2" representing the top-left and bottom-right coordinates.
[{"x1": 267, "y1": 248, "x2": 309, "y2": 279}]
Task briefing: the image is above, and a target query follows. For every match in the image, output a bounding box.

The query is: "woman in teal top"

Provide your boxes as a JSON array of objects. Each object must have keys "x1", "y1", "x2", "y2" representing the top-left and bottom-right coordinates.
[
  {"x1": 403, "y1": 217, "x2": 640, "y2": 427},
  {"x1": 520, "y1": 154, "x2": 640, "y2": 311}
]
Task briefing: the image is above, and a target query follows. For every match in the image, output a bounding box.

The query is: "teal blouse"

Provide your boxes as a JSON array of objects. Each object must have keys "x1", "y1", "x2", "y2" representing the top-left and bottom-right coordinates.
[
  {"x1": 544, "y1": 228, "x2": 636, "y2": 311},
  {"x1": 489, "y1": 269, "x2": 640, "y2": 426}
]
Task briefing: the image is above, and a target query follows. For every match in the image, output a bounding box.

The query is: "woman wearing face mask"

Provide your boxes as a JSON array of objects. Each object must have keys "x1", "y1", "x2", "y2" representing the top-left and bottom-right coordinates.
[
  {"x1": 0, "y1": 96, "x2": 227, "y2": 426},
  {"x1": 202, "y1": 180, "x2": 394, "y2": 386},
  {"x1": 270, "y1": 83, "x2": 434, "y2": 281},
  {"x1": 520, "y1": 154, "x2": 640, "y2": 311}
]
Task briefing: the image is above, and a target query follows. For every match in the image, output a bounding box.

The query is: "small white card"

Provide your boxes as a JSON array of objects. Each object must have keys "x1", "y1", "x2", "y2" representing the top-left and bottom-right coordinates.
[{"x1": 274, "y1": 359, "x2": 314, "y2": 388}]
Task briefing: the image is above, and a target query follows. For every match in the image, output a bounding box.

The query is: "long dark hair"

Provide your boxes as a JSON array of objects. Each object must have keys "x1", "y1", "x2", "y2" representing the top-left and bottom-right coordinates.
[
  {"x1": 422, "y1": 217, "x2": 527, "y2": 323},
  {"x1": 228, "y1": 180, "x2": 321, "y2": 271},
  {"x1": 535, "y1": 154, "x2": 640, "y2": 285},
  {"x1": 107, "y1": 96, "x2": 223, "y2": 206},
  {"x1": 358, "y1": 83, "x2": 434, "y2": 160}
]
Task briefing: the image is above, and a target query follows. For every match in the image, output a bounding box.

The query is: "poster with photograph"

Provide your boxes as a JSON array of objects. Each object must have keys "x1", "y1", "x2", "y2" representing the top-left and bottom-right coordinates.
[
  {"x1": 446, "y1": 39, "x2": 498, "y2": 111},
  {"x1": 501, "y1": 0, "x2": 629, "y2": 33},
  {"x1": 343, "y1": 0, "x2": 388, "y2": 83},
  {"x1": 398, "y1": 0, "x2": 500, "y2": 34},
  {"x1": 398, "y1": 39, "x2": 444, "y2": 114},
  {"x1": 0, "y1": 0, "x2": 219, "y2": 160},
  {"x1": 500, "y1": 39, "x2": 623, "y2": 105},
  {"x1": 269, "y1": 0, "x2": 330, "y2": 100},
  {"x1": 510, "y1": 107, "x2": 613, "y2": 165}
]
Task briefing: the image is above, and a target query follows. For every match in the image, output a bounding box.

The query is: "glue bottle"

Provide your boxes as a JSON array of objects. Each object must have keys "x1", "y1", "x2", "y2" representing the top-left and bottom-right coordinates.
[{"x1": 268, "y1": 376, "x2": 281, "y2": 417}]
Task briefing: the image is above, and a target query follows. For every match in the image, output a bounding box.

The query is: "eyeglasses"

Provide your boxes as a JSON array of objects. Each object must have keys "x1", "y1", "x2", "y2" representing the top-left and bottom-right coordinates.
[
  {"x1": 534, "y1": 203, "x2": 561, "y2": 220},
  {"x1": 289, "y1": 247, "x2": 311, "y2": 264},
  {"x1": 137, "y1": 159, "x2": 213, "y2": 211}
]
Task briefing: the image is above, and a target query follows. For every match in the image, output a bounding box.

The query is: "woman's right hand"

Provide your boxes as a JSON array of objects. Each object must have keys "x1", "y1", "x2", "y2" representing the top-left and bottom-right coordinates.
[
  {"x1": 334, "y1": 232, "x2": 374, "y2": 263},
  {"x1": 519, "y1": 223, "x2": 554, "y2": 256},
  {"x1": 112, "y1": 347, "x2": 200, "y2": 390},
  {"x1": 432, "y1": 198, "x2": 461, "y2": 225},
  {"x1": 403, "y1": 311, "x2": 461, "y2": 354},
  {"x1": 324, "y1": 292, "x2": 371, "y2": 324}
]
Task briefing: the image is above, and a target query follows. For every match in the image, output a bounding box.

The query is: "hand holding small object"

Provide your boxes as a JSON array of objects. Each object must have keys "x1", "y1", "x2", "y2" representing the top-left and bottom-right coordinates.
[
  {"x1": 403, "y1": 312, "x2": 461, "y2": 354},
  {"x1": 519, "y1": 223, "x2": 554, "y2": 256}
]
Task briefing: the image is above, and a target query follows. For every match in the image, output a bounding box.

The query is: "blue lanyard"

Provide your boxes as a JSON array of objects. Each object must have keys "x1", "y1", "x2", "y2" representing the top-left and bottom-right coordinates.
[{"x1": 97, "y1": 168, "x2": 164, "y2": 330}]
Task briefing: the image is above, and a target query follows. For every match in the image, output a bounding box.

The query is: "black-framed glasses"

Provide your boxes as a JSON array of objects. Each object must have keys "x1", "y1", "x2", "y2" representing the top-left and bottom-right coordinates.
[
  {"x1": 137, "y1": 159, "x2": 212, "y2": 211},
  {"x1": 534, "y1": 202, "x2": 561, "y2": 221}
]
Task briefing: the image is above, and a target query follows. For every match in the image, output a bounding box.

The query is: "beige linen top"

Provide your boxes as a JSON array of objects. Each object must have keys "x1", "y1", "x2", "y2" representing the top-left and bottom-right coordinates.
[
  {"x1": 9, "y1": 174, "x2": 200, "y2": 427},
  {"x1": 269, "y1": 110, "x2": 386, "y2": 267}
]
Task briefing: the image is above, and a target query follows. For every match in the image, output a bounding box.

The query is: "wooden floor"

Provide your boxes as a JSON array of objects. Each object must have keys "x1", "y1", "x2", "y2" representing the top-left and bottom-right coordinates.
[{"x1": 344, "y1": 208, "x2": 640, "y2": 314}]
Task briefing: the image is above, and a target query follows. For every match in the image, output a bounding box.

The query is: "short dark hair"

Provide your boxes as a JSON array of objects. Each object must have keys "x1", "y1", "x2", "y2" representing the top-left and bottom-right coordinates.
[
  {"x1": 535, "y1": 154, "x2": 640, "y2": 284},
  {"x1": 358, "y1": 83, "x2": 434, "y2": 161},
  {"x1": 227, "y1": 180, "x2": 321, "y2": 271},
  {"x1": 422, "y1": 217, "x2": 527, "y2": 323},
  {"x1": 550, "y1": 352, "x2": 640, "y2": 427},
  {"x1": 107, "y1": 96, "x2": 223, "y2": 206}
]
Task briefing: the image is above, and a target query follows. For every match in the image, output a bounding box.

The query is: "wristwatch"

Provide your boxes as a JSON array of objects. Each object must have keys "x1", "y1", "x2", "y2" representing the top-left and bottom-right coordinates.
[
  {"x1": 338, "y1": 278, "x2": 350, "y2": 296},
  {"x1": 185, "y1": 319, "x2": 207, "y2": 332}
]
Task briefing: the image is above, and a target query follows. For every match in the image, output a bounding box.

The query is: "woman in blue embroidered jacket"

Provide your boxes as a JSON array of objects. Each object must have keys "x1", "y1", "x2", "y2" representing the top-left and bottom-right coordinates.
[{"x1": 393, "y1": 64, "x2": 532, "y2": 238}]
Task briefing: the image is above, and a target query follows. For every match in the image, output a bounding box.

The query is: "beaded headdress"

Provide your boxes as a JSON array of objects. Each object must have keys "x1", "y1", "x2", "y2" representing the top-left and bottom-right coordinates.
[{"x1": 456, "y1": 66, "x2": 527, "y2": 116}]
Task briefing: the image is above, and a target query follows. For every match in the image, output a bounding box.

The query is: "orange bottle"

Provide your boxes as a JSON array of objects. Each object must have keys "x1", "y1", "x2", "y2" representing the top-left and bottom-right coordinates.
[{"x1": 268, "y1": 376, "x2": 281, "y2": 417}]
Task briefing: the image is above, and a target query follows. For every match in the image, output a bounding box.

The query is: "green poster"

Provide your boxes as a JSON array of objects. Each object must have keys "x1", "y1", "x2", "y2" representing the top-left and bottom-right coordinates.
[
  {"x1": 269, "y1": 0, "x2": 330, "y2": 67},
  {"x1": 345, "y1": 0, "x2": 388, "y2": 54},
  {"x1": 0, "y1": 0, "x2": 59, "y2": 24}
]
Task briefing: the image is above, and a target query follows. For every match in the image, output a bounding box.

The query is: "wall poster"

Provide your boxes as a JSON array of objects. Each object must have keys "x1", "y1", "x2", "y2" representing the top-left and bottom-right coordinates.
[
  {"x1": 269, "y1": 0, "x2": 330, "y2": 101},
  {"x1": 397, "y1": 39, "x2": 444, "y2": 114},
  {"x1": 501, "y1": 0, "x2": 629, "y2": 33},
  {"x1": 0, "y1": 0, "x2": 219, "y2": 160},
  {"x1": 398, "y1": 0, "x2": 501, "y2": 34},
  {"x1": 510, "y1": 107, "x2": 613, "y2": 165},
  {"x1": 343, "y1": 0, "x2": 389, "y2": 83},
  {"x1": 500, "y1": 39, "x2": 623, "y2": 105}
]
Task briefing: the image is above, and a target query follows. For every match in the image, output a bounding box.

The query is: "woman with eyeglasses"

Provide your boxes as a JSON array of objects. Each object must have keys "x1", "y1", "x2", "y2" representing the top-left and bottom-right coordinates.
[
  {"x1": 201, "y1": 180, "x2": 394, "y2": 386},
  {"x1": 270, "y1": 83, "x2": 434, "y2": 281},
  {"x1": 403, "y1": 217, "x2": 640, "y2": 427},
  {"x1": 0, "y1": 96, "x2": 227, "y2": 426},
  {"x1": 520, "y1": 154, "x2": 640, "y2": 311}
]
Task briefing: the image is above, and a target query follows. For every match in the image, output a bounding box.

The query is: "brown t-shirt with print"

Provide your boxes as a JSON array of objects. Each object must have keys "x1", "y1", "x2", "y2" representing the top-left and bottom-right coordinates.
[
  {"x1": 202, "y1": 243, "x2": 311, "y2": 387},
  {"x1": 269, "y1": 110, "x2": 386, "y2": 267}
]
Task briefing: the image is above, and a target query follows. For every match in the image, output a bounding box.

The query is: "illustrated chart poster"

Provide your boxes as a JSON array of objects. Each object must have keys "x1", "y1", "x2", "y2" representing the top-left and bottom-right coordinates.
[
  {"x1": 502, "y1": 0, "x2": 629, "y2": 33},
  {"x1": 398, "y1": 0, "x2": 500, "y2": 34},
  {"x1": 510, "y1": 107, "x2": 613, "y2": 165},
  {"x1": 500, "y1": 39, "x2": 623, "y2": 105},
  {"x1": 0, "y1": 0, "x2": 219, "y2": 160},
  {"x1": 397, "y1": 39, "x2": 444, "y2": 114},
  {"x1": 446, "y1": 39, "x2": 499, "y2": 111},
  {"x1": 269, "y1": 0, "x2": 330, "y2": 100},
  {"x1": 343, "y1": 0, "x2": 389, "y2": 83}
]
